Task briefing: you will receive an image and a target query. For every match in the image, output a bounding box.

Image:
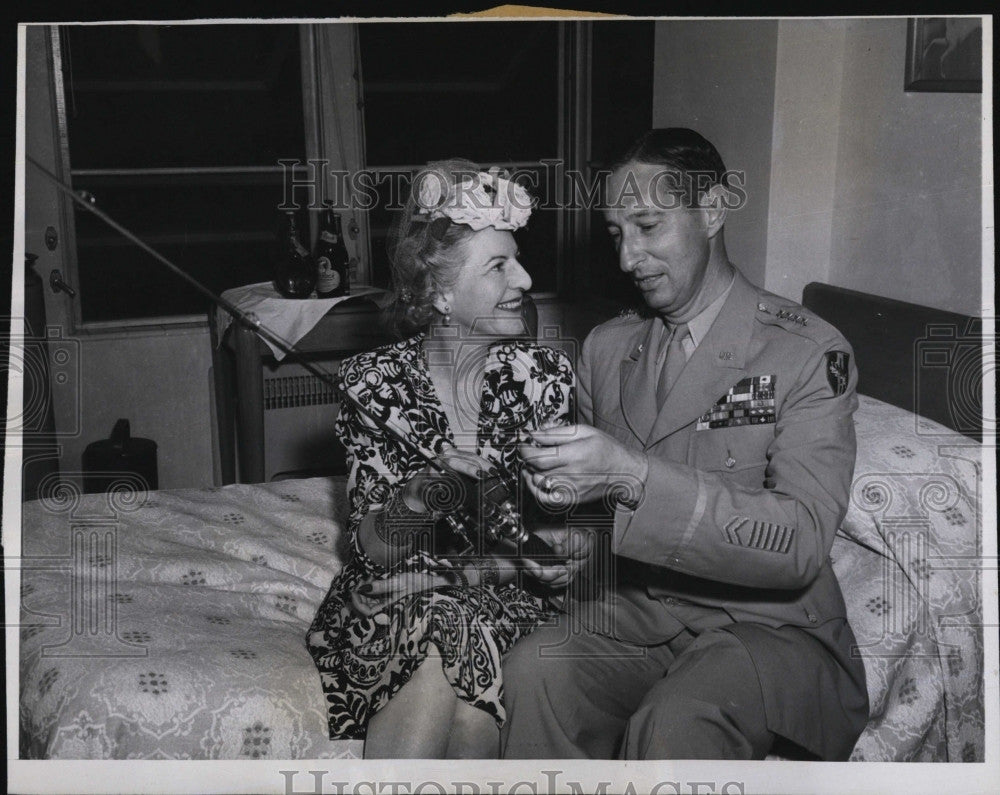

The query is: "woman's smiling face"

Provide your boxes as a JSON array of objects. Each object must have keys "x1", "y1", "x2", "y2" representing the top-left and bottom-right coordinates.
[{"x1": 436, "y1": 227, "x2": 533, "y2": 338}]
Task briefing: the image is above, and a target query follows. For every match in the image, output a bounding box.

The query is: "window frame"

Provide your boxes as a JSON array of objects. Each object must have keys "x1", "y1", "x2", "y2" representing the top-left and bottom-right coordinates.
[
  {"x1": 50, "y1": 21, "x2": 594, "y2": 333},
  {"x1": 50, "y1": 23, "x2": 317, "y2": 333}
]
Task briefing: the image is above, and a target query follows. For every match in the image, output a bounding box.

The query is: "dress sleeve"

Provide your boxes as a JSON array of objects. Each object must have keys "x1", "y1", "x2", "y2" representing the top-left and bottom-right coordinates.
[
  {"x1": 334, "y1": 368, "x2": 401, "y2": 532},
  {"x1": 533, "y1": 345, "x2": 576, "y2": 428}
]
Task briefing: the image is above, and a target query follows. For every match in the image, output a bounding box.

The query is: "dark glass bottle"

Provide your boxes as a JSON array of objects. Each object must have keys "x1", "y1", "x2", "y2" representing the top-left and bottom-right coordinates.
[
  {"x1": 273, "y1": 211, "x2": 316, "y2": 298},
  {"x1": 314, "y1": 209, "x2": 350, "y2": 298}
]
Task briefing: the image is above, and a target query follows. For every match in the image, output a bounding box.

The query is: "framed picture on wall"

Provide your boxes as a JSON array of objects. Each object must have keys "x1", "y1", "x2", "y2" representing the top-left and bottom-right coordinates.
[{"x1": 904, "y1": 17, "x2": 983, "y2": 92}]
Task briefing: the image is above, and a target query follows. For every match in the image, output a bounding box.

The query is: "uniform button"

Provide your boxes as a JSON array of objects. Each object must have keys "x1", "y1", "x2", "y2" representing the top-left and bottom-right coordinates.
[
  {"x1": 725, "y1": 456, "x2": 736, "y2": 468},
  {"x1": 757, "y1": 302, "x2": 767, "y2": 311},
  {"x1": 807, "y1": 613, "x2": 818, "y2": 623}
]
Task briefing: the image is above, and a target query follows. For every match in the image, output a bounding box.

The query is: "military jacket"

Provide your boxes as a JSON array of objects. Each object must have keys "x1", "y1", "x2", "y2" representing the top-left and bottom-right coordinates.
[{"x1": 575, "y1": 268, "x2": 859, "y2": 641}]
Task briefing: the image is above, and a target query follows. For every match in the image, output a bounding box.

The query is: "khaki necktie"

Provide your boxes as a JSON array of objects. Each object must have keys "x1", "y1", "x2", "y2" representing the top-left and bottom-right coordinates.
[{"x1": 656, "y1": 322, "x2": 689, "y2": 409}]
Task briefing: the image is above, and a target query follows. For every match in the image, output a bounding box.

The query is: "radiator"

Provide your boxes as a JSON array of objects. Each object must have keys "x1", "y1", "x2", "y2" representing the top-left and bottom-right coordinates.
[{"x1": 261, "y1": 359, "x2": 347, "y2": 481}]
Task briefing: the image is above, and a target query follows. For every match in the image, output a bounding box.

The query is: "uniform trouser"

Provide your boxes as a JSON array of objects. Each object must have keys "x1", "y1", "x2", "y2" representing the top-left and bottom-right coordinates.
[{"x1": 500, "y1": 623, "x2": 777, "y2": 760}]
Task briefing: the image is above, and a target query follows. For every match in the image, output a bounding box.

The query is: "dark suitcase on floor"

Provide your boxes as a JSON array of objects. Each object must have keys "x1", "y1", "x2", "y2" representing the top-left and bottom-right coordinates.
[{"x1": 82, "y1": 419, "x2": 158, "y2": 493}]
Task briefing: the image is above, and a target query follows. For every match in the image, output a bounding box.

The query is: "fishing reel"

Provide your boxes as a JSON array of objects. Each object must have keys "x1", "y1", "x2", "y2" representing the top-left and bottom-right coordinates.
[{"x1": 421, "y1": 465, "x2": 561, "y2": 560}]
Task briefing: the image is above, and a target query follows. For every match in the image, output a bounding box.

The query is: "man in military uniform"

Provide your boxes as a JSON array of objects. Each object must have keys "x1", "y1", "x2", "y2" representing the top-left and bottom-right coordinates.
[{"x1": 502, "y1": 128, "x2": 868, "y2": 760}]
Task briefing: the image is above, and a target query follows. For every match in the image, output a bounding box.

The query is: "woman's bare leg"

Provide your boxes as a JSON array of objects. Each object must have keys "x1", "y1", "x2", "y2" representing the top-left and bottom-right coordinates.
[
  {"x1": 364, "y1": 654, "x2": 500, "y2": 759},
  {"x1": 364, "y1": 658, "x2": 457, "y2": 758},
  {"x1": 444, "y1": 698, "x2": 500, "y2": 758}
]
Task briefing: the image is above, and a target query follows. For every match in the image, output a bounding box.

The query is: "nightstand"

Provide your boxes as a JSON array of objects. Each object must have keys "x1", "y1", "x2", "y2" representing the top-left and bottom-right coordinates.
[{"x1": 210, "y1": 297, "x2": 393, "y2": 484}]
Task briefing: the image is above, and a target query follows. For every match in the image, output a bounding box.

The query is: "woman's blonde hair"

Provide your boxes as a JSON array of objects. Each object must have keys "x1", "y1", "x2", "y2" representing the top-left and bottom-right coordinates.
[{"x1": 385, "y1": 159, "x2": 482, "y2": 337}]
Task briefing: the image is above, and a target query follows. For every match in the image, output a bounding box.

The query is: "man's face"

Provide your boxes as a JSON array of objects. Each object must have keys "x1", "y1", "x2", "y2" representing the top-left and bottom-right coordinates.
[{"x1": 603, "y1": 161, "x2": 713, "y2": 319}]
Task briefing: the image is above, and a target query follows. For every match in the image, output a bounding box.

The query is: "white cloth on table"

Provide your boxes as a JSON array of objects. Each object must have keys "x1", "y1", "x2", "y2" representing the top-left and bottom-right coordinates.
[{"x1": 214, "y1": 282, "x2": 391, "y2": 360}]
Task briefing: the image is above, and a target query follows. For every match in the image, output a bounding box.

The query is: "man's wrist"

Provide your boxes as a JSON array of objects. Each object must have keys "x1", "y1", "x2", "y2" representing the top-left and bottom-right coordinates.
[
  {"x1": 614, "y1": 452, "x2": 649, "y2": 511},
  {"x1": 474, "y1": 556, "x2": 501, "y2": 588}
]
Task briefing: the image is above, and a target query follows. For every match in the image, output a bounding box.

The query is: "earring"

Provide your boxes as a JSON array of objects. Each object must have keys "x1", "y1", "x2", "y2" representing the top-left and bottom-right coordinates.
[{"x1": 443, "y1": 305, "x2": 451, "y2": 326}]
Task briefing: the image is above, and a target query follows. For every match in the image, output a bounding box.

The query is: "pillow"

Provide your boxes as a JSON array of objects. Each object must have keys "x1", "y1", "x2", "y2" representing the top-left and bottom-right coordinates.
[
  {"x1": 841, "y1": 394, "x2": 981, "y2": 552},
  {"x1": 832, "y1": 395, "x2": 984, "y2": 762}
]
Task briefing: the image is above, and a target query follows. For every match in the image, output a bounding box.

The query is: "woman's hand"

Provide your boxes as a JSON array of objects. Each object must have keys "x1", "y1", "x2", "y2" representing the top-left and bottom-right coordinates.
[
  {"x1": 349, "y1": 569, "x2": 457, "y2": 617},
  {"x1": 358, "y1": 447, "x2": 497, "y2": 567},
  {"x1": 400, "y1": 446, "x2": 497, "y2": 512}
]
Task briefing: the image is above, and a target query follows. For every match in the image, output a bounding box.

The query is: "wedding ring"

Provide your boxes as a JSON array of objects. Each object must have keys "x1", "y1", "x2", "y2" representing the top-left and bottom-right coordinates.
[{"x1": 541, "y1": 476, "x2": 553, "y2": 492}]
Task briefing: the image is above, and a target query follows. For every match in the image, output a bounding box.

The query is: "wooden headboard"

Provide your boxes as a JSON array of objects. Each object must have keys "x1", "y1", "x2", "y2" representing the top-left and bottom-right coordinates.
[{"x1": 802, "y1": 283, "x2": 984, "y2": 440}]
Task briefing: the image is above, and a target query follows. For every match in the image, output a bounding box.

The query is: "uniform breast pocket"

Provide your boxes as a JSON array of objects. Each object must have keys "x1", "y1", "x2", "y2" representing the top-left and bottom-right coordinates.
[
  {"x1": 602, "y1": 420, "x2": 636, "y2": 447},
  {"x1": 593, "y1": 409, "x2": 635, "y2": 445},
  {"x1": 689, "y1": 424, "x2": 773, "y2": 481}
]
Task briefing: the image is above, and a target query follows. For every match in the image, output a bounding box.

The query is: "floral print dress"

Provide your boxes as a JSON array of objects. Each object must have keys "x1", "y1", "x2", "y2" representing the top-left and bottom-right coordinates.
[{"x1": 307, "y1": 335, "x2": 575, "y2": 739}]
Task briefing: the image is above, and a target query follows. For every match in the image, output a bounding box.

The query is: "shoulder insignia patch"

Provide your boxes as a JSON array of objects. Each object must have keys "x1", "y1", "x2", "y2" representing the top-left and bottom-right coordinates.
[
  {"x1": 617, "y1": 307, "x2": 638, "y2": 318},
  {"x1": 825, "y1": 351, "x2": 850, "y2": 396}
]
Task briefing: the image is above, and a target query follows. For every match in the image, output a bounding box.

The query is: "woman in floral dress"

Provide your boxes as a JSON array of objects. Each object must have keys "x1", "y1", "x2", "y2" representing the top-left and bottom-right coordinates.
[{"x1": 307, "y1": 160, "x2": 575, "y2": 758}]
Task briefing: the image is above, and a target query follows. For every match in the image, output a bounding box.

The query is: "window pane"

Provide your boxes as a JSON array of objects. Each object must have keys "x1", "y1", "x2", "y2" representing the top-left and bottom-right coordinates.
[
  {"x1": 359, "y1": 22, "x2": 563, "y2": 295},
  {"x1": 359, "y1": 23, "x2": 561, "y2": 166},
  {"x1": 587, "y1": 21, "x2": 655, "y2": 309},
  {"x1": 512, "y1": 164, "x2": 558, "y2": 294},
  {"x1": 64, "y1": 24, "x2": 305, "y2": 169},
  {"x1": 73, "y1": 178, "x2": 306, "y2": 322},
  {"x1": 61, "y1": 24, "x2": 308, "y2": 322},
  {"x1": 589, "y1": 21, "x2": 655, "y2": 168}
]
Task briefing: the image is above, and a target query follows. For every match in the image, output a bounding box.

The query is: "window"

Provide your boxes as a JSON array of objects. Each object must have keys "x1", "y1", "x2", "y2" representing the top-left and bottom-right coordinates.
[
  {"x1": 53, "y1": 21, "x2": 654, "y2": 325},
  {"x1": 355, "y1": 20, "x2": 654, "y2": 302},
  {"x1": 357, "y1": 22, "x2": 563, "y2": 292},
  {"x1": 58, "y1": 24, "x2": 308, "y2": 323}
]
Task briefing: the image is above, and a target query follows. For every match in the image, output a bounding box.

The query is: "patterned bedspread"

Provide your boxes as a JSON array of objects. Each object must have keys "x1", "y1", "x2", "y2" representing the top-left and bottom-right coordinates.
[
  {"x1": 832, "y1": 396, "x2": 983, "y2": 762},
  {"x1": 18, "y1": 396, "x2": 983, "y2": 761},
  {"x1": 19, "y1": 478, "x2": 364, "y2": 760}
]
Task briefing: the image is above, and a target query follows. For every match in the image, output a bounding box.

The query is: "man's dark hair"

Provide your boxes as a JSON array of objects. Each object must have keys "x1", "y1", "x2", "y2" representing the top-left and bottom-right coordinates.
[{"x1": 610, "y1": 128, "x2": 729, "y2": 206}]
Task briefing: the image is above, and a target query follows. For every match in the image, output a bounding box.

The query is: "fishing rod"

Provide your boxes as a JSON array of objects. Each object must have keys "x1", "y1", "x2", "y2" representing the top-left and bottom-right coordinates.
[
  {"x1": 29, "y1": 160, "x2": 341, "y2": 386},
  {"x1": 26, "y1": 155, "x2": 562, "y2": 558},
  {"x1": 25, "y1": 156, "x2": 457, "y2": 469}
]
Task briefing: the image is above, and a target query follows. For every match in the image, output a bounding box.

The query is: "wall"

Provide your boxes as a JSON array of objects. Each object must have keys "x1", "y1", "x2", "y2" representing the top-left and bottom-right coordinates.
[
  {"x1": 652, "y1": 20, "x2": 779, "y2": 288},
  {"x1": 24, "y1": 25, "x2": 218, "y2": 493},
  {"x1": 652, "y1": 19, "x2": 983, "y2": 317},
  {"x1": 34, "y1": 325, "x2": 217, "y2": 492},
  {"x1": 766, "y1": 18, "x2": 983, "y2": 315},
  {"x1": 70, "y1": 327, "x2": 217, "y2": 491},
  {"x1": 764, "y1": 21, "x2": 848, "y2": 302},
  {"x1": 829, "y1": 18, "x2": 982, "y2": 315}
]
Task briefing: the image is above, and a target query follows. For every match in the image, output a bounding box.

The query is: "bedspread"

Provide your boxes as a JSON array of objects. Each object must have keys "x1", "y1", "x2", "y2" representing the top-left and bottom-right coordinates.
[
  {"x1": 832, "y1": 395, "x2": 984, "y2": 762},
  {"x1": 19, "y1": 478, "x2": 363, "y2": 760},
  {"x1": 18, "y1": 396, "x2": 985, "y2": 761}
]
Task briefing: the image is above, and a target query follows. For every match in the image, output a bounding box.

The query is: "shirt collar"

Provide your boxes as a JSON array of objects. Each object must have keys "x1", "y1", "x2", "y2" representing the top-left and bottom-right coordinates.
[{"x1": 673, "y1": 273, "x2": 736, "y2": 348}]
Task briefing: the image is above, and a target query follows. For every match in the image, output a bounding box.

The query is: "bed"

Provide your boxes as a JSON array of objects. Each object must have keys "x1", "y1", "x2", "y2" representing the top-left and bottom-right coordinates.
[{"x1": 17, "y1": 284, "x2": 986, "y2": 762}]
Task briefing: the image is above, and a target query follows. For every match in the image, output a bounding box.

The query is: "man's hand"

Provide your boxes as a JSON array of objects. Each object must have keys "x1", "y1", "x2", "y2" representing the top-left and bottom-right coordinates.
[
  {"x1": 518, "y1": 424, "x2": 649, "y2": 510},
  {"x1": 521, "y1": 527, "x2": 596, "y2": 589}
]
